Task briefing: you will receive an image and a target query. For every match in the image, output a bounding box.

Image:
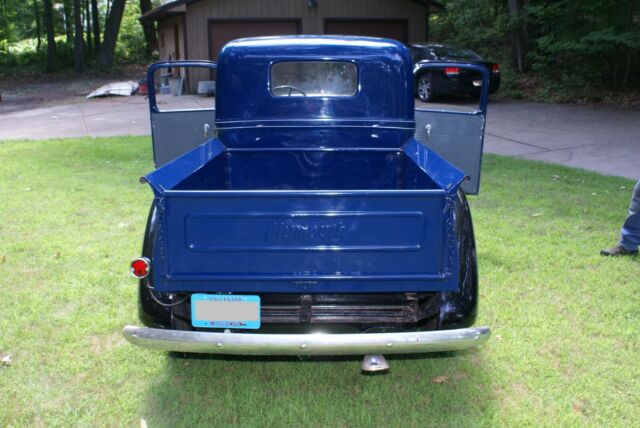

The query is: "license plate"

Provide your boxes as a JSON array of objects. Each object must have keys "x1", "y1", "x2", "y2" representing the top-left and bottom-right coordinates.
[{"x1": 191, "y1": 294, "x2": 261, "y2": 329}]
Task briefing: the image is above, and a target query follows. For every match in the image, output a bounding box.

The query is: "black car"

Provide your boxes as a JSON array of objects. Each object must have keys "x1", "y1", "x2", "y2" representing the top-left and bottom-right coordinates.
[{"x1": 408, "y1": 43, "x2": 501, "y2": 102}]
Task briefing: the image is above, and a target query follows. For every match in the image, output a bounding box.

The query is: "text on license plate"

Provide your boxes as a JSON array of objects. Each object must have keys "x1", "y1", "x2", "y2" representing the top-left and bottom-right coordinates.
[{"x1": 191, "y1": 294, "x2": 261, "y2": 329}]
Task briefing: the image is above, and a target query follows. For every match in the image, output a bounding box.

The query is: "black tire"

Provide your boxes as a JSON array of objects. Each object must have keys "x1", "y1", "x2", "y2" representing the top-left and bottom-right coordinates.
[
  {"x1": 416, "y1": 73, "x2": 436, "y2": 102},
  {"x1": 439, "y1": 190, "x2": 479, "y2": 329}
]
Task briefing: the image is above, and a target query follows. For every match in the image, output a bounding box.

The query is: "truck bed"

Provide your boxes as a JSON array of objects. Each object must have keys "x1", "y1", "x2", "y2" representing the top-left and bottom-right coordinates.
[
  {"x1": 174, "y1": 150, "x2": 440, "y2": 191},
  {"x1": 146, "y1": 143, "x2": 461, "y2": 294}
]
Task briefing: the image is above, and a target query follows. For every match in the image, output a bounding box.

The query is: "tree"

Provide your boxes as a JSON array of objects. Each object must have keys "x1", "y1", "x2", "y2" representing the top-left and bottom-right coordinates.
[
  {"x1": 91, "y1": 0, "x2": 99, "y2": 53},
  {"x1": 96, "y1": 0, "x2": 125, "y2": 68},
  {"x1": 84, "y1": 0, "x2": 91, "y2": 56},
  {"x1": 73, "y1": 0, "x2": 84, "y2": 72},
  {"x1": 32, "y1": 0, "x2": 41, "y2": 51},
  {"x1": 42, "y1": 0, "x2": 55, "y2": 71},
  {"x1": 508, "y1": 0, "x2": 530, "y2": 72},
  {"x1": 139, "y1": 0, "x2": 157, "y2": 59},
  {"x1": 63, "y1": 0, "x2": 73, "y2": 45}
]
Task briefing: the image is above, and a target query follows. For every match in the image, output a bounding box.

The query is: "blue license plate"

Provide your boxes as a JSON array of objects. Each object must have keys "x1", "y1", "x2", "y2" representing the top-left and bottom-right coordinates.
[{"x1": 191, "y1": 294, "x2": 261, "y2": 329}]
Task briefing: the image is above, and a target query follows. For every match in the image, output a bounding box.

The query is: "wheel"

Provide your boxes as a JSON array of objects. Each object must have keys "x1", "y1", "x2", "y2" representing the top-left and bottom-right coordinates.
[
  {"x1": 416, "y1": 74, "x2": 435, "y2": 102},
  {"x1": 439, "y1": 190, "x2": 479, "y2": 329}
]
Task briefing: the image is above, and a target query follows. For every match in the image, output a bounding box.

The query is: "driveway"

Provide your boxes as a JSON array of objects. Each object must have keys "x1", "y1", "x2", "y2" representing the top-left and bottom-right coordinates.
[{"x1": 0, "y1": 95, "x2": 637, "y2": 180}]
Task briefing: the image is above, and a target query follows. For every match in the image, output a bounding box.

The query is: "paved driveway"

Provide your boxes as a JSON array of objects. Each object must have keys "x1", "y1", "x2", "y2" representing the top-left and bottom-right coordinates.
[{"x1": 0, "y1": 95, "x2": 637, "y2": 179}]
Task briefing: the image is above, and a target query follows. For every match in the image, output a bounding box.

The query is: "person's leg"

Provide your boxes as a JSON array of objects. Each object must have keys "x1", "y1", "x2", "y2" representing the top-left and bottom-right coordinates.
[{"x1": 619, "y1": 180, "x2": 640, "y2": 251}]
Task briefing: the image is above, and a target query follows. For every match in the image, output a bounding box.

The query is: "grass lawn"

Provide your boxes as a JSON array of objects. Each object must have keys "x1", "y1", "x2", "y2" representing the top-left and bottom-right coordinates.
[{"x1": 0, "y1": 136, "x2": 638, "y2": 427}]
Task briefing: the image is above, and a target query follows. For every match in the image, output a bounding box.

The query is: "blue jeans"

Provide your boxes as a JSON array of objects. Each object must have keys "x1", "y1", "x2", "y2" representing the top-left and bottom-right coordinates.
[{"x1": 620, "y1": 180, "x2": 640, "y2": 251}]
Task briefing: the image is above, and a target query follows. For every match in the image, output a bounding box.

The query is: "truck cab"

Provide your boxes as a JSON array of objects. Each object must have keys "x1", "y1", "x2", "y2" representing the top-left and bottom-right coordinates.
[{"x1": 123, "y1": 36, "x2": 490, "y2": 371}]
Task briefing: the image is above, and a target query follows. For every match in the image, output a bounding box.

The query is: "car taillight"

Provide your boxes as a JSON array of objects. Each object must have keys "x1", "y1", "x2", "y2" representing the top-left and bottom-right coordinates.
[
  {"x1": 130, "y1": 257, "x2": 150, "y2": 279},
  {"x1": 444, "y1": 67, "x2": 460, "y2": 76},
  {"x1": 491, "y1": 63, "x2": 500, "y2": 74}
]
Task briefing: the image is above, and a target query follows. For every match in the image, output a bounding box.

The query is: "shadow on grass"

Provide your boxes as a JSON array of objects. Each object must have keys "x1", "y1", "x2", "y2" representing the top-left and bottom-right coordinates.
[{"x1": 141, "y1": 347, "x2": 496, "y2": 426}]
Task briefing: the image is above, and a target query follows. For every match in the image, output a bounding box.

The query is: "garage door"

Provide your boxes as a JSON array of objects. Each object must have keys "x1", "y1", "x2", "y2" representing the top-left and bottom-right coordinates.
[
  {"x1": 209, "y1": 20, "x2": 301, "y2": 61},
  {"x1": 324, "y1": 19, "x2": 407, "y2": 42}
]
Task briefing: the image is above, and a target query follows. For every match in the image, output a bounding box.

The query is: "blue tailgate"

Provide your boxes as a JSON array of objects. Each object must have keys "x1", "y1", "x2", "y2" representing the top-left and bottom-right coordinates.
[{"x1": 144, "y1": 139, "x2": 464, "y2": 294}]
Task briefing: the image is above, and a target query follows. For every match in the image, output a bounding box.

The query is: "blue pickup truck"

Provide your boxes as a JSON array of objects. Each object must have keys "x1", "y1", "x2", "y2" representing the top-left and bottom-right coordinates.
[{"x1": 123, "y1": 36, "x2": 490, "y2": 372}]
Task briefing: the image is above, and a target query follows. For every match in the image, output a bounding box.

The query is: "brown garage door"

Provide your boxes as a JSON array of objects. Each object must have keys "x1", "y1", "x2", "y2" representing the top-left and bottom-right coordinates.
[
  {"x1": 209, "y1": 20, "x2": 301, "y2": 61},
  {"x1": 324, "y1": 19, "x2": 408, "y2": 42}
]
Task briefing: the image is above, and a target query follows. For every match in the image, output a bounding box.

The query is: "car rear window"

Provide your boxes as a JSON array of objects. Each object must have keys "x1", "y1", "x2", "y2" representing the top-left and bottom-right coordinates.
[
  {"x1": 432, "y1": 47, "x2": 482, "y2": 60},
  {"x1": 270, "y1": 61, "x2": 358, "y2": 97}
]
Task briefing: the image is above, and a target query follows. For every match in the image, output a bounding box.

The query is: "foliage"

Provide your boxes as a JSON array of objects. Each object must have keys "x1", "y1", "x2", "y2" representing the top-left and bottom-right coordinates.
[
  {"x1": 1, "y1": 137, "x2": 639, "y2": 426},
  {"x1": 0, "y1": 35, "x2": 73, "y2": 68},
  {"x1": 432, "y1": 0, "x2": 640, "y2": 101},
  {"x1": 113, "y1": 1, "x2": 148, "y2": 64},
  {"x1": 0, "y1": 0, "x2": 160, "y2": 71}
]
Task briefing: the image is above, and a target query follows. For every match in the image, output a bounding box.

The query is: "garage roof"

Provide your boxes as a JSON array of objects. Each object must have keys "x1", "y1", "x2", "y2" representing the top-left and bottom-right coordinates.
[{"x1": 140, "y1": 0, "x2": 445, "y2": 23}]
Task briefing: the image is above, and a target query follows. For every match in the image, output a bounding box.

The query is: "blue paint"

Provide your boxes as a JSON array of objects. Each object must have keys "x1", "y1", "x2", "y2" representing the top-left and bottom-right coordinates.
[{"x1": 143, "y1": 36, "x2": 471, "y2": 294}]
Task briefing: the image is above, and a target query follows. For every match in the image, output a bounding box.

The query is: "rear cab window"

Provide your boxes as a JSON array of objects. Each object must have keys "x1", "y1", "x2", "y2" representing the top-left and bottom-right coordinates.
[{"x1": 270, "y1": 61, "x2": 358, "y2": 97}]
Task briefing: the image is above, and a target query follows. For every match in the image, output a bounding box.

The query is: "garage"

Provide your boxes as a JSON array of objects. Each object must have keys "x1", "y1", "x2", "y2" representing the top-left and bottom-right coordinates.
[
  {"x1": 141, "y1": 0, "x2": 444, "y2": 92},
  {"x1": 208, "y1": 20, "x2": 301, "y2": 61},
  {"x1": 324, "y1": 19, "x2": 408, "y2": 43}
]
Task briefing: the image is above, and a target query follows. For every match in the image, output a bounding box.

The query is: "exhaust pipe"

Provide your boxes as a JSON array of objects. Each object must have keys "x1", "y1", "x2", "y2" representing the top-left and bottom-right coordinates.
[{"x1": 361, "y1": 354, "x2": 389, "y2": 373}]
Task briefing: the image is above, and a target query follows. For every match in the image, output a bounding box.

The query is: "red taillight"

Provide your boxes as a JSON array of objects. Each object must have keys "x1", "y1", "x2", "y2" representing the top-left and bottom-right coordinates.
[
  {"x1": 444, "y1": 67, "x2": 460, "y2": 76},
  {"x1": 130, "y1": 258, "x2": 150, "y2": 279},
  {"x1": 491, "y1": 63, "x2": 500, "y2": 74}
]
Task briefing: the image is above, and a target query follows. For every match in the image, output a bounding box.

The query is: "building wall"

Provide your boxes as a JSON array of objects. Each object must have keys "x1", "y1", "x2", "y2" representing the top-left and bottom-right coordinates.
[
  {"x1": 183, "y1": 0, "x2": 427, "y2": 89},
  {"x1": 158, "y1": 15, "x2": 187, "y2": 62}
]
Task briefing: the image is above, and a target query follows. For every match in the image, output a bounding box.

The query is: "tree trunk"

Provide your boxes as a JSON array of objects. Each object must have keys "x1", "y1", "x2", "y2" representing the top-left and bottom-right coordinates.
[
  {"x1": 43, "y1": 0, "x2": 56, "y2": 72},
  {"x1": 96, "y1": 0, "x2": 125, "y2": 68},
  {"x1": 1, "y1": 0, "x2": 6, "y2": 54},
  {"x1": 139, "y1": 0, "x2": 158, "y2": 58},
  {"x1": 73, "y1": 0, "x2": 84, "y2": 73},
  {"x1": 33, "y1": 0, "x2": 42, "y2": 51},
  {"x1": 63, "y1": 0, "x2": 73, "y2": 45},
  {"x1": 622, "y1": 48, "x2": 631, "y2": 90},
  {"x1": 84, "y1": 0, "x2": 92, "y2": 56},
  {"x1": 91, "y1": 0, "x2": 100, "y2": 53},
  {"x1": 508, "y1": 0, "x2": 525, "y2": 73}
]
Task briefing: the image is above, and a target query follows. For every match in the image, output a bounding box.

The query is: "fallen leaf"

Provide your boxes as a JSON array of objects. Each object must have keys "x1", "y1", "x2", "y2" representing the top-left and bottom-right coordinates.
[
  {"x1": 24, "y1": 187, "x2": 31, "y2": 192},
  {"x1": 433, "y1": 375, "x2": 449, "y2": 384},
  {"x1": 0, "y1": 353, "x2": 11, "y2": 366},
  {"x1": 572, "y1": 399, "x2": 586, "y2": 413},
  {"x1": 1, "y1": 255, "x2": 6, "y2": 264},
  {"x1": 552, "y1": 175, "x2": 561, "y2": 180},
  {"x1": 55, "y1": 252, "x2": 61, "y2": 259},
  {"x1": 592, "y1": 192, "x2": 597, "y2": 196},
  {"x1": 620, "y1": 186, "x2": 627, "y2": 190},
  {"x1": 531, "y1": 212, "x2": 543, "y2": 217}
]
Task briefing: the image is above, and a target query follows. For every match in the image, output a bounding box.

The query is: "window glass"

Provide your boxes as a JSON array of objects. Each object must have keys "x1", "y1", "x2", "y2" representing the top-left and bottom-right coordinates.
[
  {"x1": 271, "y1": 61, "x2": 357, "y2": 97},
  {"x1": 432, "y1": 47, "x2": 482, "y2": 60}
]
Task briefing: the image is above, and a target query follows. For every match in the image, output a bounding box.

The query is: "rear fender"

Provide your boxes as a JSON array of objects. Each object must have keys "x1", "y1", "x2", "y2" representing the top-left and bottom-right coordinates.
[
  {"x1": 137, "y1": 203, "x2": 173, "y2": 328},
  {"x1": 440, "y1": 190, "x2": 478, "y2": 328}
]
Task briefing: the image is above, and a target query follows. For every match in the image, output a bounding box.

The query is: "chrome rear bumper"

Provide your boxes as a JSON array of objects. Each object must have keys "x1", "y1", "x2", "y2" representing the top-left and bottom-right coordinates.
[{"x1": 122, "y1": 325, "x2": 490, "y2": 355}]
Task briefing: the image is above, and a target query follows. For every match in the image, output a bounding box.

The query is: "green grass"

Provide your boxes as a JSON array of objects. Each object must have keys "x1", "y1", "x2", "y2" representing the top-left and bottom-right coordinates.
[{"x1": 0, "y1": 137, "x2": 638, "y2": 427}]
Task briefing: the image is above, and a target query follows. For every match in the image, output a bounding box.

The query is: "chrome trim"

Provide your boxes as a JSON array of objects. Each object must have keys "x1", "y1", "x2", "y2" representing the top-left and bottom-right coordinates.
[{"x1": 122, "y1": 325, "x2": 490, "y2": 355}]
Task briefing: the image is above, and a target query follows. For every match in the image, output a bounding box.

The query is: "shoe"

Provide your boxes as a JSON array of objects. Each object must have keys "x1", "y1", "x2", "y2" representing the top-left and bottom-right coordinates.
[{"x1": 600, "y1": 245, "x2": 639, "y2": 257}]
